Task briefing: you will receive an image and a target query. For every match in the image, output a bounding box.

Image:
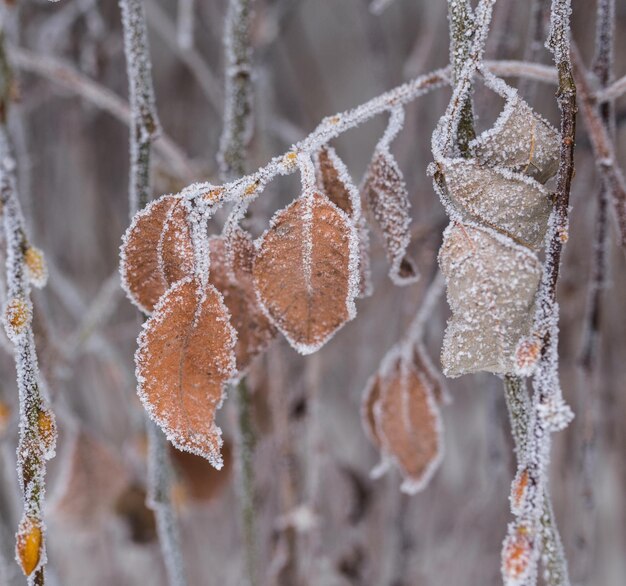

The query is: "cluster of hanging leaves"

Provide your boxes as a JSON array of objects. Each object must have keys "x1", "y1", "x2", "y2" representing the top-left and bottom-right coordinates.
[
  {"x1": 121, "y1": 131, "x2": 421, "y2": 468},
  {"x1": 361, "y1": 341, "x2": 447, "y2": 493},
  {"x1": 431, "y1": 71, "x2": 560, "y2": 377}
]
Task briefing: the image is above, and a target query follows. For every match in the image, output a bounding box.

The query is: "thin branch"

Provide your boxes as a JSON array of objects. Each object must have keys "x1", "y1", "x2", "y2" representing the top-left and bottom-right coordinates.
[
  {"x1": 571, "y1": 43, "x2": 626, "y2": 251},
  {"x1": 518, "y1": 0, "x2": 550, "y2": 100},
  {"x1": 597, "y1": 72, "x2": 626, "y2": 103},
  {"x1": 9, "y1": 46, "x2": 196, "y2": 183},
  {"x1": 118, "y1": 1, "x2": 188, "y2": 585},
  {"x1": 0, "y1": 29, "x2": 56, "y2": 586},
  {"x1": 219, "y1": 0, "x2": 254, "y2": 179}
]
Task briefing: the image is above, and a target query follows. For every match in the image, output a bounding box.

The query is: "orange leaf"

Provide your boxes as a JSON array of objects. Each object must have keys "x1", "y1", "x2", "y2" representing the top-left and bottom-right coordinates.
[
  {"x1": 136, "y1": 278, "x2": 236, "y2": 468},
  {"x1": 16, "y1": 516, "x2": 42, "y2": 576},
  {"x1": 373, "y1": 351, "x2": 443, "y2": 493},
  {"x1": 120, "y1": 195, "x2": 194, "y2": 314},
  {"x1": 209, "y1": 232, "x2": 277, "y2": 374},
  {"x1": 253, "y1": 192, "x2": 358, "y2": 354}
]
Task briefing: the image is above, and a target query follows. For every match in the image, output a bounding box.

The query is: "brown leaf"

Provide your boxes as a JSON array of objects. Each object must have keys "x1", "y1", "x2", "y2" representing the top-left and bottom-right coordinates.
[
  {"x1": 50, "y1": 431, "x2": 129, "y2": 528},
  {"x1": 136, "y1": 277, "x2": 236, "y2": 467},
  {"x1": 362, "y1": 150, "x2": 418, "y2": 285},
  {"x1": 316, "y1": 146, "x2": 372, "y2": 298},
  {"x1": 209, "y1": 232, "x2": 277, "y2": 374},
  {"x1": 253, "y1": 192, "x2": 358, "y2": 354},
  {"x1": 114, "y1": 484, "x2": 157, "y2": 543},
  {"x1": 120, "y1": 195, "x2": 194, "y2": 314},
  {"x1": 361, "y1": 373, "x2": 384, "y2": 449},
  {"x1": 373, "y1": 352, "x2": 443, "y2": 493}
]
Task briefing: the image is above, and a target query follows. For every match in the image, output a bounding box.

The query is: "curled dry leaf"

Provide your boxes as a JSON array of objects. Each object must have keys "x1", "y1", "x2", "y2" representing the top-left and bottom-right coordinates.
[
  {"x1": 438, "y1": 222, "x2": 542, "y2": 377},
  {"x1": 470, "y1": 94, "x2": 560, "y2": 184},
  {"x1": 362, "y1": 149, "x2": 418, "y2": 286},
  {"x1": 441, "y1": 159, "x2": 551, "y2": 249},
  {"x1": 136, "y1": 277, "x2": 236, "y2": 468},
  {"x1": 50, "y1": 431, "x2": 129, "y2": 529},
  {"x1": 501, "y1": 522, "x2": 535, "y2": 586},
  {"x1": 315, "y1": 146, "x2": 372, "y2": 297},
  {"x1": 362, "y1": 348, "x2": 443, "y2": 494},
  {"x1": 209, "y1": 231, "x2": 277, "y2": 375},
  {"x1": 120, "y1": 194, "x2": 194, "y2": 314},
  {"x1": 253, "y1": 192, "x2": 359, "y2": 354}
]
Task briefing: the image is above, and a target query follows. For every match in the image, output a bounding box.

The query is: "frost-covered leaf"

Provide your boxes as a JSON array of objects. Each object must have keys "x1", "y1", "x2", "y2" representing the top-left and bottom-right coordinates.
[
  {"x1": 373, "y1": 350, "x2": 443, "y2": 494},
  {"x1": 209, "y1": 231, "x2": 277, "y2": 375},
  {"x1": 441, "y1": 159, "x2": 552, "y2": 249},
  {"x1": 24, "y1": 247, "x2": 48, "y2": 289},
  {"x1": 120, "y1": 194, "x2": 194, "y2": 314},
  {"x1": 438, "y1": 222, "x2": 542, "y2": 377},
  {"x1": 362, "y1": 150, "x2": 418, "y2": 285},
  {"x1": 136, "y1": 277, "x2": 236, "y2": 468},
  {"x1": 253, "y1": 192, "x2": 359, "y2": 354},
  {"x1": 361, "y1": 374, "x2": 383, "y2": 449},
  {"x1": 470, "y1": 95, "x2": 560, "y2": 184},
  {"x1": 501, "y1": 522, "x2": 535, "y2": 586},
  {"x1": 16, "y1": 516, "x2": 42, "y2": 577},
  {"x1": 412, "y1": 343, "x2": 449, "y2": 405},
  {"x1": 315, "y1": 146, "x2": 372, "y2": 298},
  {"x1": 50, "y1": 431, "x2": 129, "y2": 529}
]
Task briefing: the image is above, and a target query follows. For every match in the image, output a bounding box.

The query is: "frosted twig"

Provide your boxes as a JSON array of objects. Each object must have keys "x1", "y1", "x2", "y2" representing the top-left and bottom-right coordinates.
[
  {"x1": 146, "y1": 421, "x2": 187, "y2": 586},
  {"x1": 503, "y1": 377, "x2": 569, "y2": 586},
  {"x1": 504, "y1": 2, "x2": 576, "y2": 584},
  {"x1": 579, "y1": 0, "x2": 614, "y2": 371},
  {"x1": 219, "y1": 0, "x2": 254, "y2": 179},
  {"x1": 0, "y1": 30, "x2": 56, "y2": 586},
  {"x1": 9, "y1": 46, "x2": 195, "y2": 183},
  {"x1": 571, "y1": 44, "x2": 626, "y2": 251},
  {"x1": 405, "y1": 270, "x2": 445, "y2": 344},
  {"x1": 447, "y1": 0, "x2": 477, "y2": 156},
  {"x1": 119, "y1": 0, "x2": 161, "y2": 214},
  {"x1": 119, "y1": 2, "x2": 188, "y2": 585}
]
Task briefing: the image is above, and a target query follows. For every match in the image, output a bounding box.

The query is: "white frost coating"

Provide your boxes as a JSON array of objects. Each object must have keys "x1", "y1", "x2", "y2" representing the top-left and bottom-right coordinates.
[{"x1": 135, "y1": 277, "x2": 237, "y2": 469}]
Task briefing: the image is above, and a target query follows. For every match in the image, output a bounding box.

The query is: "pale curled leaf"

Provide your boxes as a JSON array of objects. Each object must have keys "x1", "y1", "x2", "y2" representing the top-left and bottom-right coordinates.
[
  {"x1": 438, "y1": 222, "x2": 542, "y2": 377},
  {"x1": 209, "y1": 232, "x2": 277, "y2": 375},
  {"x1": 136, "y1": 278, "x2": 237, "y2": 468},
  {"x1": 470, "y1": 90, "x2": 560, "y2": 184},
  {"x1": 362, "y1": 150, "x2": 418, "y2": 285},
  {"x1": 253, "y1": 192, "x2": 359, "y2": 354},
  {"x1": 120, "y1": 194, "x2": 194, "y2": 314},
  {"x1": 441, "y1": 159, "x2": 552, "y2": 249}
]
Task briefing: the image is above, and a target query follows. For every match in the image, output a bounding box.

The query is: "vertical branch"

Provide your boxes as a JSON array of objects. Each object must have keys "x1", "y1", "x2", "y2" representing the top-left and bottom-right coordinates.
[
  {"x1": 219, "y1": 2, "x2": 258, "y2": 584},
  {"x1": 219, "y1": 0, "x2": 254, "y2": 179},
  {"x1": 118, "y1": 3, "x2": 186, "y2": 585},
  {"x1": 119, "y1": 0, "x2": 160, "y2": 215},
  {"x1": 0, "y1": 28, "x2": 56, "y2": 586},
  {"x1": 447, "y1": 0, "x2": 476, "y2": 156},
  {"x1": 518, "y1": 0, "x2": 550, "y2": 100}
]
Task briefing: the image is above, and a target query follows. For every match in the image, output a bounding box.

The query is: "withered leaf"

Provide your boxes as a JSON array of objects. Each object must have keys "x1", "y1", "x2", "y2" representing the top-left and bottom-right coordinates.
[
  {"x1": 471, "y1": 96, "x2": 560, "y2": 184},
  {"x1": 120, "y1": 194, "x2": 194, "y2": 314},
  {"x1": 50, "y1": 431, "x2": 129, "y2": 529},
  {"x1": 373, "y1": 352, "x2": 443, "y2": 494},
  {"x1": 253, "y1": 192, "x2": 358, "y2": 354},
  {"x1": 316, "y1": 146, "x2": 372, "y2": 298},
  {"x1": 136, "y1": 277, "x2": 236, "y2": 468},
  {"x1": 209, "y1": 231, "x2": 277, "y2": 374},
  {"x1": 438, "y1": 222, "x2": 542, "y2": 377},
  {"x1": 441, "y1": 159, "x2": 551, "y2": 249},
  {"x1": 362, "y1": 150, "x2": 418, "y2": 285}
]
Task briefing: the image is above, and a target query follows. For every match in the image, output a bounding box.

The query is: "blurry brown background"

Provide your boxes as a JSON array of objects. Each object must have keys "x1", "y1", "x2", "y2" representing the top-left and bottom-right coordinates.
[{"x1": 0, "y1": 1, "x2": 625, "y2": 585}]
